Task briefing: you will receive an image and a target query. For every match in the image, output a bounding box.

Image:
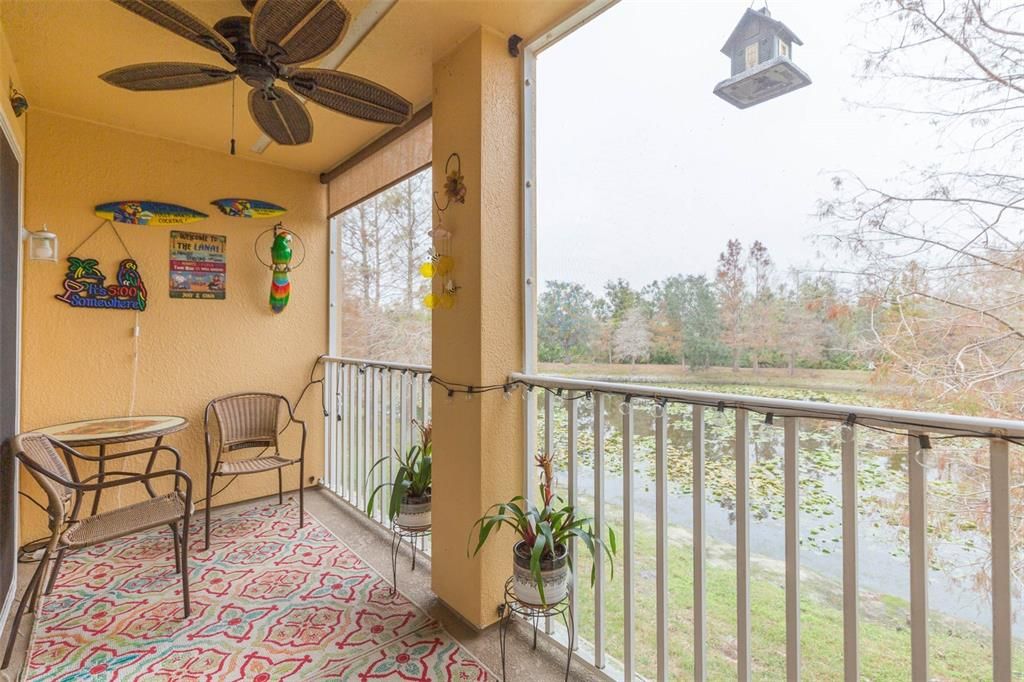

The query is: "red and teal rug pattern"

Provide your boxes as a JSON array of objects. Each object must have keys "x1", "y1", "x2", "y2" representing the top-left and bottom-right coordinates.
[{"x1": 21, "y1": 502, "x2": 496, "y2": 681}]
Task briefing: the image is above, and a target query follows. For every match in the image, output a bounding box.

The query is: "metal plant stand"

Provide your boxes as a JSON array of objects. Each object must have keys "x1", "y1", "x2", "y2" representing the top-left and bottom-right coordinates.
[
  {"x1": 389, "y1": 523, "x2": 430, "y2": 596},
  {"x1": 498, "y1": 577, "x2": 574, "y2": 682}
]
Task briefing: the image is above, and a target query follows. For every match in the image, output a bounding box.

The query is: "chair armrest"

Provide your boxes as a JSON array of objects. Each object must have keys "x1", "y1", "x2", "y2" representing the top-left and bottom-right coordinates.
[{"x1": 78, "y1": 468, "x2": 193, "y2": 503}]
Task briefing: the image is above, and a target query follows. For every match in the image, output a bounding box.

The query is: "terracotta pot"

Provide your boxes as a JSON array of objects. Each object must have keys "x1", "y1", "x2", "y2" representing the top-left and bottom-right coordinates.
[
  {"x1": 511, "y1": 540, "x2": 569, "y2": 606},
  {"x1": 396, "y1": 490, "x2": 431, "y2": 529}
]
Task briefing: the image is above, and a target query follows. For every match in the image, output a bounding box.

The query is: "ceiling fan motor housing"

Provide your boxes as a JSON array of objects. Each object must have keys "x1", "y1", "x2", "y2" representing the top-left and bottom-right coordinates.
[{"x1": 214, "y1": 16, "x2": 278, "y2": 90}]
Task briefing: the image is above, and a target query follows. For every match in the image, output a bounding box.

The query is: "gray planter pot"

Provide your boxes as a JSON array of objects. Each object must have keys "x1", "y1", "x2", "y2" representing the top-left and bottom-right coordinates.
[
  {"x1": 511, "y1": 539, "x2": 569, "y2": 606},
  {"x1": 396, "y1": 490, "x2": 431, "y2": 529}
]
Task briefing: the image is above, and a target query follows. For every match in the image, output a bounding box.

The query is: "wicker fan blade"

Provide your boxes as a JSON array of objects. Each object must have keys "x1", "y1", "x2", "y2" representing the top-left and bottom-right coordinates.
[
  {"x1": 111, "y1": 0, "x2": 233, "y2": 57},
  {"x1": 250, "y1": 0, "x2": 350, "y2": 66},
  {"x1": 100, "y1": 63, "x2": 234, "y2": 91},
  {"x1": 249, "y1": 87, "x2": 313, "y2": 145},
  {"x1": 288, "y1": 69, "x2": 411, "y2": 125}
]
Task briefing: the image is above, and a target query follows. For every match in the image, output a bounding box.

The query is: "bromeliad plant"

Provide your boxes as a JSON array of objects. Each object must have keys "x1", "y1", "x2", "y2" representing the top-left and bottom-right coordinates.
[
  {"x1": 366, "y1": 420, "x2": 432, "y2": 522},
  {"x1": 469, "y1": 452, "x2": 616, "y2": 605}
]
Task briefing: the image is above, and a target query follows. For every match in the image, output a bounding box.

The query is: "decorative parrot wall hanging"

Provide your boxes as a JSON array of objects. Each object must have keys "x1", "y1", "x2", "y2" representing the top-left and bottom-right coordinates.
[
  {"x1": 269, "y1": 228, "x2": 292, "y2": 313},
  {"x1": 255, "y1": 223, "x2": 305, "y2": 315}
]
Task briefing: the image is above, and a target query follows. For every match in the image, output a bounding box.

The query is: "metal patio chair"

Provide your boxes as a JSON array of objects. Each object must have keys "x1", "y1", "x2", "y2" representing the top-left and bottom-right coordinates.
[
  {"x1": 2, "y1": 433, "x2": 192, "y2": 669},
  {"x1": 203, "y1": 393, "x2": 305, "y2": 549}
]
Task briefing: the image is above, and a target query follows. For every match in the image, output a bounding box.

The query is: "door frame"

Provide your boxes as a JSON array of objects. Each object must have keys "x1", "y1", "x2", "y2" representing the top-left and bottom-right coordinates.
[{"x1": 0, "y1": 107, "x2": 24, "y2": 634}]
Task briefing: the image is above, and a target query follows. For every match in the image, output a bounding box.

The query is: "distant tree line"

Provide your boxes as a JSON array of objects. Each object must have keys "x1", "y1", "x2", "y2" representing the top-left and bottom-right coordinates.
[{"x1": 538, "y1": 239, "x2": 862, "y2": 374}]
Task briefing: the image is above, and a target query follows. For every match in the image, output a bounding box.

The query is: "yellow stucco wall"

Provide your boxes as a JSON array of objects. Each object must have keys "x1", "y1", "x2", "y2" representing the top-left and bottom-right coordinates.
[
  {"x1": 18, "y1": 110, "x2": 327, "y2": 541},
  {"x1": 431, "y1": 27, "x2": 524, "y2": 628}
]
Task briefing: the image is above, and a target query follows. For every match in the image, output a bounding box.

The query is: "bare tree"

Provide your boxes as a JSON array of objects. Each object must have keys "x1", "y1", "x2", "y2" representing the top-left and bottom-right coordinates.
[
  {"x1": 612, "y1": 306, "x2": 652, "y2": 373},
  {"x1": 716, "y1": 239, "x2": 747, "y2": 370},
  {"x1": 821, "y1": 0, "x2": 1024, "y2": 415}
]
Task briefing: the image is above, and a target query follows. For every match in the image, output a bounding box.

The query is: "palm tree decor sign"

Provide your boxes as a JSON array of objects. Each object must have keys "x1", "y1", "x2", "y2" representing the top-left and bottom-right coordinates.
[{"x1": 55, "y1": 256, "x2": 148, "y2": 311}]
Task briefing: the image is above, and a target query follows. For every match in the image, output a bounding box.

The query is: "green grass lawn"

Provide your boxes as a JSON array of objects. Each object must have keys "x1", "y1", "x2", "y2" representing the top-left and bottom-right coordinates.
[{"x1": 568, "y1": 508, "x2": 1001, "y2": 681}]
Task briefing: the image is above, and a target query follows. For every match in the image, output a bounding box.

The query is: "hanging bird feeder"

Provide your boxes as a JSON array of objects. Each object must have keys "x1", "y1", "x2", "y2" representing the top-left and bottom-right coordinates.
[{"x1": 713, "y1": 7, "x2": 811, "y2": 109}]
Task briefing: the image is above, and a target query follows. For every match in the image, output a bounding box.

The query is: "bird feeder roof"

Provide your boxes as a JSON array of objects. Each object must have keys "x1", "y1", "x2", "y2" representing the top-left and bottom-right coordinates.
[{"x1": 720, "y1": 7, "x2": 803, "y2": 56}]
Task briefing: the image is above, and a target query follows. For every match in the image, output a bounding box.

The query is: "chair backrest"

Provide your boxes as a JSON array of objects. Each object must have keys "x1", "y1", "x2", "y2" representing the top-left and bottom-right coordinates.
[
  {"x1": 208, "y1": 393, "x2": 283, "y2": 452},
  {"x1": 9, "y1": 433, "x2": 73, "y2": 522}
]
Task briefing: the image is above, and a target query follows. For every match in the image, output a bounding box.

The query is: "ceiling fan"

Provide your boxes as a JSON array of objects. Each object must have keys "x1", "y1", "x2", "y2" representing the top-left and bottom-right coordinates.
[{"x1": 100, "y1": 0, "x2": 413, "y2": 146}]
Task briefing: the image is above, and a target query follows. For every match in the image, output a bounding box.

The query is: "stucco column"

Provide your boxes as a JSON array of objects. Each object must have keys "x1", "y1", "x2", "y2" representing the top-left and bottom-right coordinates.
[{"x1": 430, "y1": 27, "x2": 524, "y2": 628}]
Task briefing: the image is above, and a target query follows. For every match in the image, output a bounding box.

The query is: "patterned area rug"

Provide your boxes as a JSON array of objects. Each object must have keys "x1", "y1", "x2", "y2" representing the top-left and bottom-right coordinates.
[{"x1": 21, "y1": 502, "x2": 495, "y2": 681}]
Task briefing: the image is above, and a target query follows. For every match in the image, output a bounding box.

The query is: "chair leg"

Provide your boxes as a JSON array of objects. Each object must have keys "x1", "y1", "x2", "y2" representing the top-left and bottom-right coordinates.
[
  {"x1": 277, "y1": 468, "x2": 283, "y2": 506},
  {"x1": 2, "y1": 557, "x2": 46, "y2": 669},
  {"x1": 171, "y1": 523, "x2": 181, "y2": 574},
  {"x1": 299, "y1": 458, "x2": 305, "y2": 528},
  {"x1": 180, "y1": 514, "x2": 191, "y2": 619},
  {"x1": 43, "y1": 547, "x2": 66, "y2": 596},
  {"x1": 204, "y1": 473, "x2": 212, "y2": 551}
]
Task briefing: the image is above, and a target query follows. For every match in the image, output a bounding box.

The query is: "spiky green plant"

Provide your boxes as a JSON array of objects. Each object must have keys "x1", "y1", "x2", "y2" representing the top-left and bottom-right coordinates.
[
  {"x1": 468, "y1": 452, "x2": 616, "y2": 605},
  {"x1": 366, "y1": 420, "x2": 432, "y2": 522}
]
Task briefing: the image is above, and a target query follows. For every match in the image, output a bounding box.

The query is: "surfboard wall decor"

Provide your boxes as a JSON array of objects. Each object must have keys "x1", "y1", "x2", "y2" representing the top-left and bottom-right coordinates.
[
  {"x1": 95, "y1": 201, "x2": 208, "y2": 226},
  {"x1": 211, "y1": 198, "x2": 287, "y2": 219}
]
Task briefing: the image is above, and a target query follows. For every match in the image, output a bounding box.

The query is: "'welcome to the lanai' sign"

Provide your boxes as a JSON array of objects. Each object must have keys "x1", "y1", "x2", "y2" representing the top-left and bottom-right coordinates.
[{"x1": 55, "y1": 256, "x2": 148, "y2": 311}]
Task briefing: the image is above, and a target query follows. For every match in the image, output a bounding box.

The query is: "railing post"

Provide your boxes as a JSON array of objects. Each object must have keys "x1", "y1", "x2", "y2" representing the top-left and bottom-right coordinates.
[
  {"x1": 323, "y1": 360, "x2": 333, "y2": 493},
  {"x1": 736, "y1": 408, "x2": 751, "y2": 681},
  {"x1": 990, "y1": 439, "x2": 1011, "y2": 682},
  {"x1": 784, "y1": 417, "x2": 800, "y2": 682},
  {"x1": 908, "y1": 434, "x2": 928, "y2": 682},
  {"x1": 841, "y1": 423, "x2": 859, "y2": 682},
  {"x1": 544, "y1": 390, "x2": 555, "y2": 636},
  {"x1": 655, "y1": 402, "x2": 669, "y2": 682},
  {"x1": 593, "y1": 391, "x2": 606, "y2": 669},
  {"x1": 566, "y1": 391, "x2": 578, "y2": 651},
  {"x1": 692, "y1": 404, "x2": 706, "y2": 682},
  {"x1": 622, "y1": 398, "x2": 635, "y2": 680}
]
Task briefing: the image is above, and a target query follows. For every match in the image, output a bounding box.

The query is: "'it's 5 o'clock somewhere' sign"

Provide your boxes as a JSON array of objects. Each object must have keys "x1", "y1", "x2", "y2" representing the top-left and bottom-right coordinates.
[{"x1": 55, "y1": 257, "x2": 148, "y2": 311}]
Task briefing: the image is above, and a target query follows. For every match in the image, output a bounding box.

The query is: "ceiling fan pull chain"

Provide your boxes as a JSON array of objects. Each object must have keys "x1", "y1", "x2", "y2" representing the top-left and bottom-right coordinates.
[{"x1": 230, "y1": 78, "x2": 236, "y2": 156}]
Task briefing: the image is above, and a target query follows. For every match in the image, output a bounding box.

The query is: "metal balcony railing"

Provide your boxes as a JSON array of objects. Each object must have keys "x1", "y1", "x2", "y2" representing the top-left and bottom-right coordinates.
[
  {"x1": 322, "y1": 356, "x2": 1024, "y2": 680},
  {"x1": 320, "y1": 356, "x2": 432, "y2": 537},
  {"x1": 512, "y1": 372, "x2": 1024, "y2": 682}
]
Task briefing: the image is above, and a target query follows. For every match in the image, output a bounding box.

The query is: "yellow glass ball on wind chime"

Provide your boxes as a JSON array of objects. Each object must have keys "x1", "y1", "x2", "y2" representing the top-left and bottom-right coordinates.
[{"x1": 421, "y1": 152, "x2": 465, "y2": 310}]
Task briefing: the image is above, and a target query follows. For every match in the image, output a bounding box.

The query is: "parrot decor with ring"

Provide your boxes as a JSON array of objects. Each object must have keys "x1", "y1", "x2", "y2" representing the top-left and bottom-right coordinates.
[{"x1": 269, "y1": 227, "x2": 293, "y2": 314}]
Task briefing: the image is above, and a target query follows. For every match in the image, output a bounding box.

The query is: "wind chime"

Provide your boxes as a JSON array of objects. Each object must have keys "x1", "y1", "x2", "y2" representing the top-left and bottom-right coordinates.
[{"x1": 421, "y1": 153, "x2": 465, "y2": 309}]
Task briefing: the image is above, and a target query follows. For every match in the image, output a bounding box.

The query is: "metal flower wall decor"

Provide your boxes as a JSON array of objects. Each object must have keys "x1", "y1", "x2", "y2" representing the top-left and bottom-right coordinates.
[{"x1": 422, "y1": 153, "x2": 465, "y2": 310}]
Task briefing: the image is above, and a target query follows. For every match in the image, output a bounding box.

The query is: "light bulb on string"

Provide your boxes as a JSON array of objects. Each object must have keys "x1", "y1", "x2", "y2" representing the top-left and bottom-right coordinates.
[{"x1": 914, "y1": 434, "x2": 935, "y2": 469}]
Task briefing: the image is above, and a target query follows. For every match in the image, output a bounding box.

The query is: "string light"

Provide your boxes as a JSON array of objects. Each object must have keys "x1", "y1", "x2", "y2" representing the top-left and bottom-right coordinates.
[
  {"x1": 410, "y1": 369, "x2": 1023, "y2": 447},
  {"x1": 914, "y1": 433, "x2": 935, "y2": 468}
]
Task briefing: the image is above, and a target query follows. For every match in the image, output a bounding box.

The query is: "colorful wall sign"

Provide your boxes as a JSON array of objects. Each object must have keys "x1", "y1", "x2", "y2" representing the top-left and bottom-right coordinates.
[
  {"x1": 169, "y1": 230, "x2": 226, "y2": 300},
  {"x1": 55, "y1": 256, "x2": 148, "y2": 311},
  {"x1": 95, "y1": 201, "x2": 208, "y2": 225},
  {"x1": 211, "y1": 198, "x2": 287, "y2": 219}
]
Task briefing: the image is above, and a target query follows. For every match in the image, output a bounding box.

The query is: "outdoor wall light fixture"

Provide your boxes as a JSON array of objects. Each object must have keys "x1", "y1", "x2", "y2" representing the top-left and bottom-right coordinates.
[
  {"x1": 9, "y1": 81, "x2": 27, "y2": 118},
  {"x1": 26, "y1": 225, "x2": 58, "y2": 262}
]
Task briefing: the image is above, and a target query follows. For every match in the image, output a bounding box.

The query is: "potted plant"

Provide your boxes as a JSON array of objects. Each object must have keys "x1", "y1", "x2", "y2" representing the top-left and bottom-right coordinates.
[
  {"x1": 367, "y1": 420, "x2": 432, "y2": 528},
  {"x1": 469, "y1": 453, "x2": 616, "y2": 606}
]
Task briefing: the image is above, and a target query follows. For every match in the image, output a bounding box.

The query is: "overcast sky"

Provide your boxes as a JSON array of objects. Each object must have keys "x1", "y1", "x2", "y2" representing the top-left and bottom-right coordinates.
[{"x1": 535, "y1": 0, "x2": 941, "y2": 295}]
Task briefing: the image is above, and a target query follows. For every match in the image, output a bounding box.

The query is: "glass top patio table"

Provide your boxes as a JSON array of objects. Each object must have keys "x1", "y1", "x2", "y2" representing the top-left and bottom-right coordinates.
[
  {"x1": 32, "y1": 415, "x2": 188, "y2": 516},
  {"x1": 33, "y1": 415, "x2": 187, "y2": 447}
]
